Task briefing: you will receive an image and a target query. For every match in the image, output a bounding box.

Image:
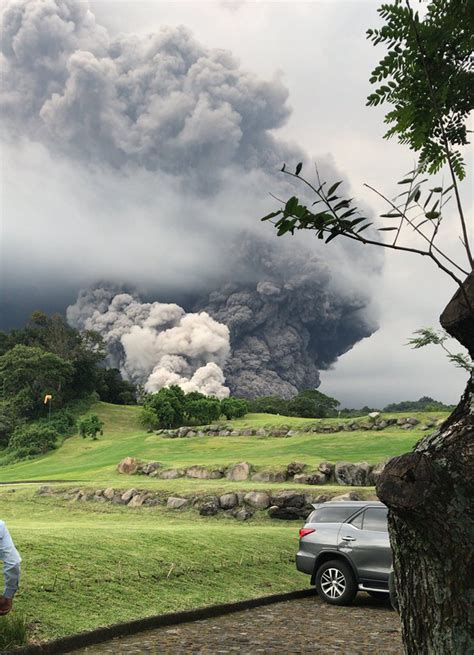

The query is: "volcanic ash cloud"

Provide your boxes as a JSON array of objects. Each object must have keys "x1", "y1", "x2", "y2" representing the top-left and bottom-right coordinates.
[{"x1": 67, "y1": 288, "x2": 231, "y2": 398}]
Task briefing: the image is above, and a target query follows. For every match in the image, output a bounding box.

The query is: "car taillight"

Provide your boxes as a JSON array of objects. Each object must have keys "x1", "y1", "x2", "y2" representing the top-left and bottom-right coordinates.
[{"x1": 299, "y1": 527, "x2": 315, "y2": 539}]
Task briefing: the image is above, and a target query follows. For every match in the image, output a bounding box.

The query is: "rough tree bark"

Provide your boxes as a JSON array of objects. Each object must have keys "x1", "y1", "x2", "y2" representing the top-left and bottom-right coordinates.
[{"x1": 377, "y1": 272, "x2": 474, "y2": 655}]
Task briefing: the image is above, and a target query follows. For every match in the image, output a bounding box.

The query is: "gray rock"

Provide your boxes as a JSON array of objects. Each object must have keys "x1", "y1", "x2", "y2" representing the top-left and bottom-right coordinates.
[
  {"x1": 256, "y1": 428, "x2": 267, "y2": 436},
  {"x1": 244, "y1": 491, "x2": 270, "y2": 510},
  {"x1": 186, "y1": 465, "x2": 224, "y2": 479},
  {"x1": 103, "y1": 487, "x2": 115, "y2": 500},
  {"x1": 225, "y1": 462, "x2": 251, "y2": 481},
  {"x1": 377, "y1": 420, "x2": 388, "y2": 429},
  {"x1": 396, "y1": 417, "x2": 408, "y2": 425},
  {"x1": 335, "y1": 461, "x2": 372, "y2": 486},
  {"x1": 368, "y1": 412, "x2": 380, "y2": 420},
  {"x1": 401, "y1": 423, "x2": 413, "y2": 430},
  {"x1": 251, "y1": 470, "x2": 287, "y2": 483},
  {"x1": 293, "y1": 472, "x2": 327, "y2": 485},
  {"x1": 219, "y1": 493, "x2": 238, "y2": 509},
  {"x1": 318, "y1": 461, "x2": 335, "y2": 478},
  {"x1": 267, "y1": 505, "x2": 308, "y2": 520},
  {"x1": 199, "y1": 498, "x2": 220, "y2": 516},
  {"x1": 166, "y1": 497, "x2": 190, "y2": 509},
  {"x1": 330, "y1": 492, "x2": 362, "y2": 502},
  {"x1": 406, "y1": 417, "x2": 420, "y2": 425},
  {"x1": 159, "y1": 468, "x2": 185, "y2": 479},
  {"x1": 286, "y1": 462, "x2": 307, "y2": 477},
  {"x1": 121, "y1": 488, "x2": 139, "y2": 503},
  {"x1": 140, "y1": 461, "x2": 162, "y2": 476},
  {"x1": 232, "y1": 507, "x2": 254, "y2": 521},
  {"x1": 37, "y1": 486, "x2": 54, "y2": 495},
  {"x1": 270, "y1": 491, "x2": 306, "y2": 508}
]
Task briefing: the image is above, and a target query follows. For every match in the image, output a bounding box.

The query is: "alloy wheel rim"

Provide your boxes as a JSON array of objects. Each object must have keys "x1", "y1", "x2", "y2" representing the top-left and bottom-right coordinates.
[{"x1": 320, "y1": 568, "x2": 346, "y2": 598}]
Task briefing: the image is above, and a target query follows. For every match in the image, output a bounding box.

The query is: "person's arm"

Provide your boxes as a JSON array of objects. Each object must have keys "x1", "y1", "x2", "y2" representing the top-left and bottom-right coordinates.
[{"x1": 0, "y1": 520, "x2": 21, "y2": 613}]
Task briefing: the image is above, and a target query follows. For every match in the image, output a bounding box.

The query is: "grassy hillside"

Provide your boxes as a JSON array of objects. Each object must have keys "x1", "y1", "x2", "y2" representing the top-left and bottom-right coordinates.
[
  {"x1": 0, "y1": 488, "x2": 303, "y2": 643},
  {"x1": 0, "y1": 402, "x2": 447, "y2": 485}
]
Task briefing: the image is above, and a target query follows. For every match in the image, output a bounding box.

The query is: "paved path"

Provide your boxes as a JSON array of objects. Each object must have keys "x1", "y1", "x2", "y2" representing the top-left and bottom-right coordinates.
[{"x1": 73, "y1": 594, "x2": 402, "y2": 654}]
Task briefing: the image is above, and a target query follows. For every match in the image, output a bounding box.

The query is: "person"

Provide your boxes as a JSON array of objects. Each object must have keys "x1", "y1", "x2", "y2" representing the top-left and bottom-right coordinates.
[{"x1": 0, "y1": 520, "x2": 21, "y2": 615}]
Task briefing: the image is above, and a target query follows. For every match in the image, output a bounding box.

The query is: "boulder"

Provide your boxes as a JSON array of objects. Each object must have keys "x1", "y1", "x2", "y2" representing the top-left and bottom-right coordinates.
[
  {"x1": 232, "y1": 507, "x2": 254, "y2": 521},
  {"x1": 166, "y1": 497, "x2": 190, "y2": 509},
  {"x1": 286, "y1": 462, "x2": 307, "y2": 477},
  {"x1": 186, "y1": 466, "x2": 223, "y2": 479},
  {"x1": 313, "y1": 494, "x2": 331, "y2": 504},
  {"x1": 376, "y1": 420, "x2": 388, "y2": 429},
  {"x1": 244, "y1": 491, "x2": 270, "y2": 510},
  {"x1": 335, "y1": 461, "x2": 372, "y2": 486},
  {"x1": 117, "y1": 457, "x2": 140, "y2": 475},
  {"x1": 37, "y1": 486, "x2": 54, "y2": 495},
  {"x1": 199, "y1": 497, "x2": 220, "y2": 516},
  {"x1": 121, "y1": 488, "x2": 139, "y2": 503},
  {"x1": 256, "y1": 428, "x2": 267, "y2": 436},
  {"x1": 267, "y1": 505, "x2": 308, "y2": 520},
  {"x1": 251, "y1": 470, "x2": 287, "y2": 483},
  {"x1": 293, "y1": 472, "x2": 327, "y2": 485},
  {"x1": 368, "y1": 412, "x2": 380, "y2": 420},
  {"x1": 402, "y1": 423, "x2": 413, "y2": 430},
  {"x1": 406, "y1": 417, "x2": 420, "y2": 425},
  {"x1": 225, "y1": 462, "x2": 251, "y2": 481},
  {"x1": 178, "y1": 427, "x2": 189, "y2": 437},
  {"x1": 270, "y1": 491, "x2": 306, "y2": 508},
  {"x1": 128, "y1": 494, "x2": 147, "y2": 508},
  {"x1": 318, "y1": 461, "x2": 335, "y2": 478},
  {"x1": 330, "y1": 492, "x2": 362, "y2": 502},
  {"x1": 140, "y1": 461, "x2": 162, "y2": 476},
  {"x1": 219, "y1": 493, "x2": 239, "y2": 509},
  {"x1": 103, "y1": 487, "x2": 115, "y2": 500},
  {"x1": 396, "y1": 417, "x2": 408, "y2": 425},
  {"x1": 159, "y1": 468, "x2": 185, "y2": 479}
]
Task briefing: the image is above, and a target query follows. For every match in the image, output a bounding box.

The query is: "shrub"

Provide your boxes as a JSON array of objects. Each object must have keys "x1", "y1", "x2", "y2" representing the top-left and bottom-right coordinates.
[
  {"x1": 78, "y1": 414, "x2": 104, "y2": 440},
  {"x1": 220, "y1": 398, "x2": 248, "y2": 420},
  {"x1": 139, "y1": 406, "x2": 159, "y2": 431},
  {"x1": 8, "y1": 424, "x2": 57, "y2": 458}
]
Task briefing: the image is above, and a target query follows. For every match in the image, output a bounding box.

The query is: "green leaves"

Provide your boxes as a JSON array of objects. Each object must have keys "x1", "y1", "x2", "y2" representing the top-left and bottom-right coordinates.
[{"x1": 367, "y1": 0, "x2": 472, "y2": 180}]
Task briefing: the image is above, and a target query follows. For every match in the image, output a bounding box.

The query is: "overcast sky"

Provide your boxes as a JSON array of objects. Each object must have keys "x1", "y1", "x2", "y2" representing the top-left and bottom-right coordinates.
[{"x1": 1, "y1": 0, "x2": 472, "y2": 407}]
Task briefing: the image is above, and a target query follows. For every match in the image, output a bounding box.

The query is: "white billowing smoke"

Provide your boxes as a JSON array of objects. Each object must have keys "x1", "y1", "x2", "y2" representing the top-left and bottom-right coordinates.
[{"x1": 67, "y1": 287, "x2": 231, "y2": 398}]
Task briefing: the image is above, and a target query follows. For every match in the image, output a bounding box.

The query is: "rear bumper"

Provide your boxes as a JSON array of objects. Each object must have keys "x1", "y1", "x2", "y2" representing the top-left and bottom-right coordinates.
[{"x1": 295, "y1": 550, "x2": 316, "y2": 575}]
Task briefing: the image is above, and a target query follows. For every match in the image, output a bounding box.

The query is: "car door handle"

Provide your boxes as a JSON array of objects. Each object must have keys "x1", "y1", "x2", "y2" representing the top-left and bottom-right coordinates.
[{"x1": 342, "y1": 536, "x2": 357, "y2": 542}]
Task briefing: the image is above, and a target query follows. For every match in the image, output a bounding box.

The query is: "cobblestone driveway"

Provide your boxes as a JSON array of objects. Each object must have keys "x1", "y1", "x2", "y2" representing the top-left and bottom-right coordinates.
[{"x1": 73, "y1": 594, "x2": 402, "y2": 654}]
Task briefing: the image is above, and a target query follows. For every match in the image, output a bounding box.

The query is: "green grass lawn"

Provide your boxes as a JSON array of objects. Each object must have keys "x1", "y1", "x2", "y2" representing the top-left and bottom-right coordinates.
[
  {"x1": 0, "y1": 403, "x2": 446, "y2": 485},
  {"x1": 0, "y1": 488, "x2": 304, "y2": 643}
]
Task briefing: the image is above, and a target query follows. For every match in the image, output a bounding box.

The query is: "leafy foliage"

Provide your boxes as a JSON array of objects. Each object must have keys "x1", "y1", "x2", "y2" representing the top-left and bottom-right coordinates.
[
  {"x1": 8, "y1": 424, "x2": 58, "y2": 458},
  {"x1": 367, "y1": 0, "x2": 473, "y2": 179},
  {"x1": 408, "y1": 327, "x2": 473, "y2": 371},
  {"x1": 78, "y1": 415, "x2": 104, "y2": 440},
  {"x1": 248, "y1": 389, "x2": 340, "y2": 419},
  {"x1": 220, "y1": 397, "x2": 248, "y2": 420}
]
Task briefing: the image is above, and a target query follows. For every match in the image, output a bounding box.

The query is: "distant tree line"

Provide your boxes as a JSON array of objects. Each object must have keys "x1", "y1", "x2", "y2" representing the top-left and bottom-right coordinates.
[
  {"x1": 140, "y1": 386, "x2": 248, "y2": 430},
  {"x1": 0, "y1": 311, "x2": 135, "y2": 459}
]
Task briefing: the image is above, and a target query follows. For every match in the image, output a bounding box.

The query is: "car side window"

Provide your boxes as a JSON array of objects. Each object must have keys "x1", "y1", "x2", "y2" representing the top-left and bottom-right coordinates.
[
  {"x1": 362, "y1": 507, "x2": 388, "y2": 532},
  {"x1": 349, "y1": 511, "x2": 363, "y2": 529}
]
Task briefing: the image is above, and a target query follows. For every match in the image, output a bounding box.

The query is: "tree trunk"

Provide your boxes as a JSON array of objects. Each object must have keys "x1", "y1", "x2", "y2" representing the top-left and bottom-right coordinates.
[{"x1": 377, "y1": 273, "x2": 474, "y2": 655}]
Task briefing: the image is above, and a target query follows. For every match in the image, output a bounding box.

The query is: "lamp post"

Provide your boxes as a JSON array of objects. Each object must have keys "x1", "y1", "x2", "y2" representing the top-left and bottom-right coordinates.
[{"x1": 44, "y1": 394, "x2": 53, "y2": 421}]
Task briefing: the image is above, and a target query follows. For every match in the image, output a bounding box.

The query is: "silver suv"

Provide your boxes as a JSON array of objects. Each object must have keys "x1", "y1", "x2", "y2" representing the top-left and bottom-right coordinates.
[{"x1": 296, "y1": 501, "x2": 391, "y2": 605}]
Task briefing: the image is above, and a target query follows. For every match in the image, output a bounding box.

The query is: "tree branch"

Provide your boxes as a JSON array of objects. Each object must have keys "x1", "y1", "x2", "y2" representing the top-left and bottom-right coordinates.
[{"x1": 405, "y1": 0, "x2": 473, "y2": 269}]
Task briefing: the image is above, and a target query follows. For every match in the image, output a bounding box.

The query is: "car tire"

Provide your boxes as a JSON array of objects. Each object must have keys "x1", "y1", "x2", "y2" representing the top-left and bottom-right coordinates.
[
  {"x1": 367, "y1": 590, "x2": 389, "y2": 600},
  {"x1": 315, "y1": 560, "x2": 357, "y2": 606}
]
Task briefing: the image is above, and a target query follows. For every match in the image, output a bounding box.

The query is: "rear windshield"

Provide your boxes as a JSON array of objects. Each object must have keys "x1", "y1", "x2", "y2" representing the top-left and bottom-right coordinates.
[{"x1": 309, "y1": 507, "x2": 358, "y2": 523}]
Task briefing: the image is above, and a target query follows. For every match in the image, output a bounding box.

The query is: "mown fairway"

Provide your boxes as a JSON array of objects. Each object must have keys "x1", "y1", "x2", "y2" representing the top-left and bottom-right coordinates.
[
  {"x1": 0, "y1": 488, "x2": 303, "y2": 642},
  {"x1": 0, "y1": 402, "x2": 447, "y2": 485}
]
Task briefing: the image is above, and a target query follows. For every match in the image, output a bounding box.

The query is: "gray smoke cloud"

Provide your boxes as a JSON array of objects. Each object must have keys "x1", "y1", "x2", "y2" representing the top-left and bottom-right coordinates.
[
  {"x1": 67, "y1": 287, "x2": 231, "y2": 398},
  {"x1": 1, "y1": 0, "x2": 295, "y2": 190},
  {"x1": 1, "y1": 0, "x2": 382, "y2": 398}
]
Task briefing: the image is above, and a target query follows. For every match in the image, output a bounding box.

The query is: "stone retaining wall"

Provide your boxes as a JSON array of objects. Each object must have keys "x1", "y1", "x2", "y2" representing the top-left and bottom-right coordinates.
[
  {"x1": 154, "y1": 414, "x2": 440, "y2": 439},
  {"x1": 37, "y1": 485, "x2": 367, "y2": 521},
  {"x1": 117, "y1": 457, "x2": 387, "y2": 486}
]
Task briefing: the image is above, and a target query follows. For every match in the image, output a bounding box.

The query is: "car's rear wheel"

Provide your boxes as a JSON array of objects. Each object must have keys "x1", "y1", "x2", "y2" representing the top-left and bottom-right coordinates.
[{"x1": 315, "y1": 560, "x2": 357, "y2": 606}]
